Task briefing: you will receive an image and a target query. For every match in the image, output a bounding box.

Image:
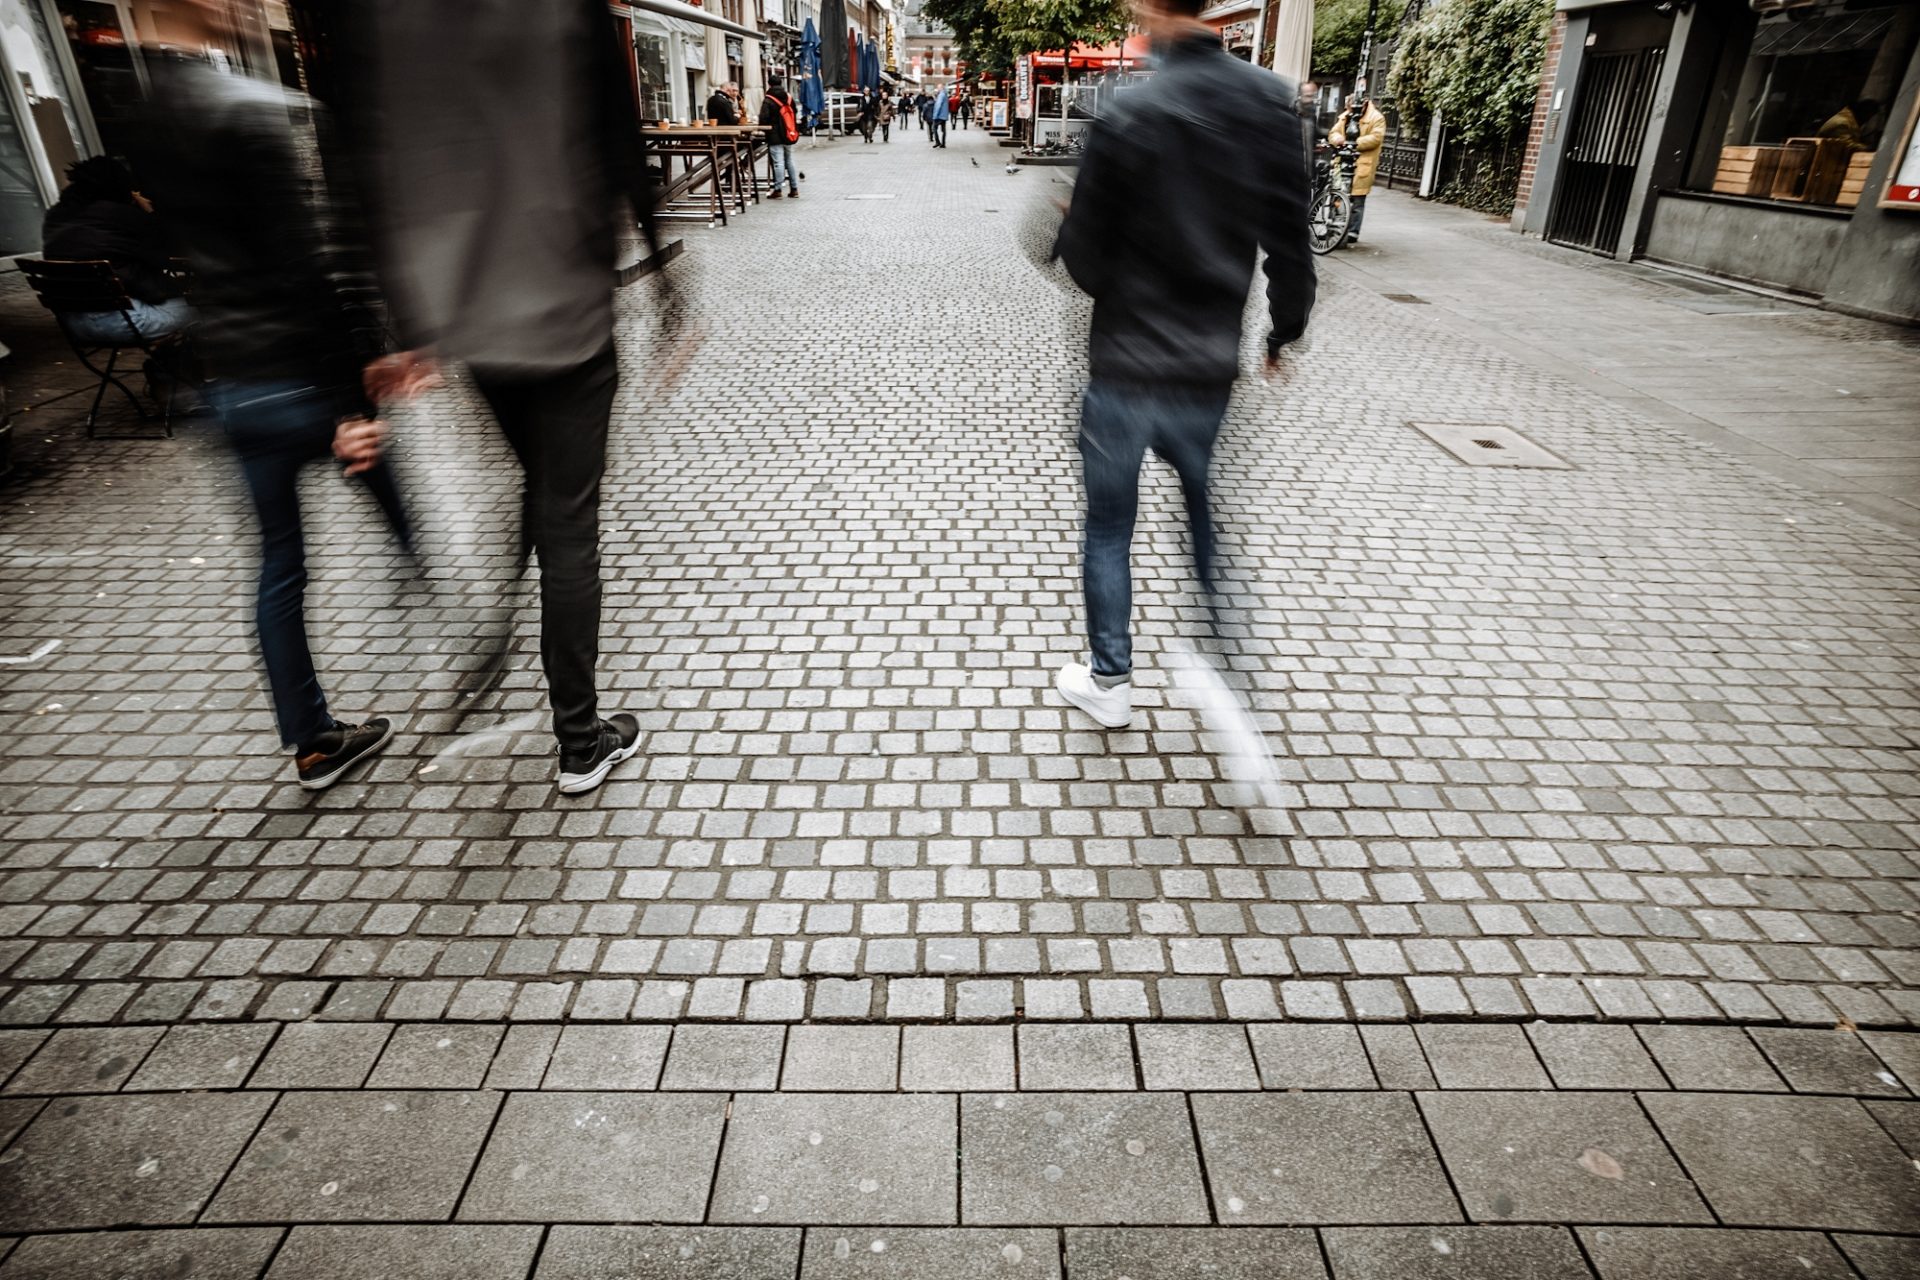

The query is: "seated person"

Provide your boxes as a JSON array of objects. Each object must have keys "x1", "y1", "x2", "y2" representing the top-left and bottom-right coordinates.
[
  {"x1": 41, "y1": 156, "x2": 193, "y2": 345},
  {"x1": 1818, "y1": 98, "x2": 1879, "y2": 154}
]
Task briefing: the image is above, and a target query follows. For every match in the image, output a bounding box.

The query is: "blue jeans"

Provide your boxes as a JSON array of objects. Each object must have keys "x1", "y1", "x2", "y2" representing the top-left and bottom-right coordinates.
[
  {"x1": 206, "y1": 381, "x2": 412, "y2": 748},
  {"x1": 769, "y1": 143, "x2": 799, "y2": 194},
  {"x1": 1077, "y1": 378, "x2": 1232, "y2": 680},
  {"x1": 62, "y1": 296, "x2": 194, "y2": 345}
]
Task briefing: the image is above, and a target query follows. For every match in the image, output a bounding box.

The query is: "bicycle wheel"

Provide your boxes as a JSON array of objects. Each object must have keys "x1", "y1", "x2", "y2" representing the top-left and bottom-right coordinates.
[{"x1": 1308, "y1": 188, "x2": 1350, "y2": 255}]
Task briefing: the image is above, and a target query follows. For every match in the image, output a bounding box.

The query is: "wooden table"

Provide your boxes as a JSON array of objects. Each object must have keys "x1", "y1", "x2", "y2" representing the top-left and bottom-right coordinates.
[{"x1": 642, "y1": 126, "x2": 770, "y2": 226}]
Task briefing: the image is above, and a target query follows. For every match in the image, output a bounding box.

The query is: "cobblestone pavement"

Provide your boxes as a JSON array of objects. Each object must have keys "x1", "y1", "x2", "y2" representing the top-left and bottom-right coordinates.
[{"x1": 1, "y1": 119, "x2": 1919, "y2": 1272}]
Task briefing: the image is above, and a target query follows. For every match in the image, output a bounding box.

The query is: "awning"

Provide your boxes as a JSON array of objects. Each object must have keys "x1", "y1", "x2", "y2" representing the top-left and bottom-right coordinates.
[
  {"x1": 624, "y1": 0, "x2": 763, "y2": 40},
  {"x1": 1030, "y1": 36, "x2": 1151, "y2": 67}
]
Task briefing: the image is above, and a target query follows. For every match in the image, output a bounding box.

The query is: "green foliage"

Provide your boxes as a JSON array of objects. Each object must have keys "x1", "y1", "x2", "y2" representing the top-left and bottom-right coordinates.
[
  {"x1": 988, "y1": 0, "x2": 1130, "y2": 58},
  {"x1": 1311, "y1": 0, "x2": 1405, "y2": 83},
  {"x1": 1390, "y1": 0, "x2": 1553, "y2": 146},
  {"x1": 924, "y1": 0, "x2": 1017, "y2": 75}
]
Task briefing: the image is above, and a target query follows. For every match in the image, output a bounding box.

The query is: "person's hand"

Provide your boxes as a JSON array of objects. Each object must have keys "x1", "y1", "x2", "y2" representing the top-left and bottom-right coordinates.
[
  {"x1": 1262, "y1": 348, "x2": 1290, "y2": 383},
  {"x1": 132, "y1": 191, "x2": 154, "y2": 214},
  {"x1": 363, "y1": 350, "x2": 442, "y2": 404},
  {"x1": 333, "y1": 416, "x2": 389, "y2": 476}
]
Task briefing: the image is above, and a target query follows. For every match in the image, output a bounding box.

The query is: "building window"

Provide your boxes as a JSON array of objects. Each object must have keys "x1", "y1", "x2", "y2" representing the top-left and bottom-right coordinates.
[{"x1": 1695, "y1": 0, "x2": 1918, "y2": 210}]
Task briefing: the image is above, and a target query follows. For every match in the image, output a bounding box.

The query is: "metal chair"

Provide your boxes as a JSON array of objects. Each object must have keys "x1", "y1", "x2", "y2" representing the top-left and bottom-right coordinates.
[{"x1": 16, "y1": 258, "x2": 192, "y2": 438}]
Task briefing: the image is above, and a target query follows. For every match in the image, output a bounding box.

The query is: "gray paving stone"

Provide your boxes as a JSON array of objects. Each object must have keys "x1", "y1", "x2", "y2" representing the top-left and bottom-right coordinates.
[
  {"x1": 1417, "y1": 1026, "x2": 1551, "y2": 1090},
  {"x1": 266, "y1": 1225, "x2": 541, "y2": 1280},
  {"x1": 1642, "y1": 1093, "x2": 1920, "y2": 1233},
  {"x1": 246, "y1": 1024, "x2": 392, "y2": 1090},
  {"x1": 1577, "y1": 1226, "x2": 1855, "y2": 1280},
  {"x1": 0, "y1": 1034, "x2": 48, "y2": 1091},
  {"x1": 1833, "y1": 1234, "x2": 1920, "y2": 1280},
  {"x1": 1526, "y1": 1024, "x2": 1667, "y2": 1091},
  {"x1": 537, "y1": 1226, "x2": 801, "y2": 1279},
  {"x1": 1866, "y1": 1100, "x2": 1920, "y2": 1158},
  {"x1": 124, "y1": 1024, "x2": 276, "y2": 1092},
  {"x1": 1192, "y1": 1093, "x2": 1460, "y2": 1225},
  {"x1": 1016, "y1": 1026, "x2": 1135, "y2": 1091},
  {"x1": 461, "y1": 1091, "x2": 725, "y2": 1222},
  {"x1": 1359, "y1": 1026, "x2": 1436, "y2": 1089},
  {"x1": 710, "y1": 1094, "x2": 956, "y2": 1225},
  {"x1": 2, "y1": 1026, "x2": 163, "y2": 1095},
  {"x1": 961, "y1": 1093, "x2": 1208, "y2": 1226},
  {"x1": 902, "y1": 1027, "x2": 1015, "y2": 1093},
  {"x1": 1247, "y1": 1025, "x2": 1377, "y2": 1090},
  {"x1": 1133, "y1": 1026, "x2": 1258, "y2": 1091},
  {"x1": 662, "y1": 1025, "x2": 787, "y2": 1091},
  {"x1": 0, "y1": 1228, "x2": 282, "y2": 1280},
  {"x1": 1861, "y1": 1032, "x2": 1920, "y2": 1094},
  {"x1": 1638, "y1": 1027, "x2": 1787, "y2": 1092},
  {"x1": 799, "y1": 1228, "x2": 1061, "y2": 1278},
  {"x1": 484, "y1": 1025, "x2": 560, "y2": 1090},
  {"x1": 1066, "y1": 1228, "x2": 1325, "y2": 1279},
  {"x1": 542, "y1": 1026, "x2": 670, "y2": 1090},
  {"x1": 782, "y1": 1025, "x2": 900, "y2": 1091},
  {"x1": 1749, "y1": 1028, "x2": 1910, "y2": 1097},
  {"x1": 1323, "y1": 1226, "x2": 1592, "y2": 1279},
  {"x1": 0, "y1": 1093, "x2": 274, "y2": 1232},
  {"x1": 1420, "y1": 1091, "x2": 1709, "y2": 1226},
  {"x1": 207, "y1": 1091, "x2": 498, "y2": 1223},
  {"x1": 0, "y1": 1099, "x2": 41, "y2": 1151},
  {"x1": 365, "y1": 1024, "x2": 505, "y2": 1090}
]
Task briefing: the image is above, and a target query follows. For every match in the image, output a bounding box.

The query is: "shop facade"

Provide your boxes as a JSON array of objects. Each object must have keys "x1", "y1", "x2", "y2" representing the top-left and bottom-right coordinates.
[{"x1": 1516, "y1": 0, "x2": 1920, "y2": 325}]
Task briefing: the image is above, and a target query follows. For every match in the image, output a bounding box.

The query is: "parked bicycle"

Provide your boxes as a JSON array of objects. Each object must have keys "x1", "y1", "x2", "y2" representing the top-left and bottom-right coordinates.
[{"x1": 1308, "y1": 143, "x2": 1359, "y2": 255}]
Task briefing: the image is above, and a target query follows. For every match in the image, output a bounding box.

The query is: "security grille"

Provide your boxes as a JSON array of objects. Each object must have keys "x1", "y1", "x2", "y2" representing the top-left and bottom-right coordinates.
[{"x1": 1545, "y1": 45, "x2": 1667, "y2": 255}]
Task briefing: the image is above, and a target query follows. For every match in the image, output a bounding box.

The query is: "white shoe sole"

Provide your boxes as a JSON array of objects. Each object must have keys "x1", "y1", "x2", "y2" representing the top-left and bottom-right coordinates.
[
  {"x1": 557, "y1": 738, "x2": 641, "y2": 795},
  {"x1": 1057, "y1": 671, "x2": 1133, "y2": 729},
  {"x1": 296, "y1": 721, "x2": 396, "y2": 791}
]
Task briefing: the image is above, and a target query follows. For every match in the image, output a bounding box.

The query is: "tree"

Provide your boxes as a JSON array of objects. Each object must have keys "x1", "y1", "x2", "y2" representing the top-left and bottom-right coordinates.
[
  {"x1": 988, "y1": 0, "x2": 1129, "y2": 134},
  {"x1": 1312, "y1": 0, "x2": 1405, "y2": 84},
  {"x1": 1390, "y1": 0, "x2": 1552, "y2": 145},
  {"x1": 924, "y1": 0, "x2": 1017, "y2": 77}
]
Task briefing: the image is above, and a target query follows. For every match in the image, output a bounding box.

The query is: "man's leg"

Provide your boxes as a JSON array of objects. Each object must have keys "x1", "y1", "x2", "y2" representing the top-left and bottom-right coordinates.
[
  {"x1": 472, "y1": 347, "x2": 617, "y2": 754},
  {"x1": 1078, "y1": 381, "x2": 1150, "y2": 681},
  {"x1": 1346, "y1": 194, "x2": 1366, "y2": 242},
  {"x1": 1148, "y1": 384, "x2": 1233, "y2": 601}
]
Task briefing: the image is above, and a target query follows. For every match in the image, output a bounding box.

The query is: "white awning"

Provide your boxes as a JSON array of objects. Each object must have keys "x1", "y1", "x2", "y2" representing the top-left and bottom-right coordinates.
[{"x1": 624, "y1": 0, "x2": 764, "y2": 40}]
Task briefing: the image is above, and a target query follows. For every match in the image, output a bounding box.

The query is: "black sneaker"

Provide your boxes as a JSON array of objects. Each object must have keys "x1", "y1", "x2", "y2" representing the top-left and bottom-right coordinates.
[
  {"x1": 295, "y1": 718, "x2": 394, "y2": 790},
  {"x1": 557, "y1": 713, "x2": 641, "y2": 795}
]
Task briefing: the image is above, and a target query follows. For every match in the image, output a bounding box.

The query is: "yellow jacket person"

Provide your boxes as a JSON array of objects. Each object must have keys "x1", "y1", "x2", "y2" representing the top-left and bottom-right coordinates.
[{"x1": 1329, "y1": 98, "x2": 1388, "y2": 195}]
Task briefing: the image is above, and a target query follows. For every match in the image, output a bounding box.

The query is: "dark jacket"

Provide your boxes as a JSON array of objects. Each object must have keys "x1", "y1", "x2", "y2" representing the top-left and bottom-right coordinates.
[
  {"x1": 41, "y1": 195, "x2": 179, "y2": 304},
  {"x1": 707, "y1": 91, "x2": 739, "y2": 125},
  {"x1": 1054, "y1": 31, "x2": 1315, "y2": 383},
  {"x1": 138, "y1": 55, "x2": 379, "y2": 402},
  {"x1": 759, "y1": 88, "x2": 796, "y2": 141}
]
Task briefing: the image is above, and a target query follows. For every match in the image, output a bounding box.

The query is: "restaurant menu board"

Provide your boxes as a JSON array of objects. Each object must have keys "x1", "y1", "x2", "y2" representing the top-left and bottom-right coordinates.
[
  {"x1": 990, "y1": 99, "x2": 1009, "y2": 129},
  {"x1": 1884, "y1": 93, "x2": 1920, "y2": 210}
]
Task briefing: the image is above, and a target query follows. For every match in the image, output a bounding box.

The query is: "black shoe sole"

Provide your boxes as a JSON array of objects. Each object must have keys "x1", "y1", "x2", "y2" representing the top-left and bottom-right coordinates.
[
  {"x1": 297, "y1": 721, "x2": 396, "y2": 791},
  {"x1": 557, "y1": 737, "x2": 641, "y2": 795}
]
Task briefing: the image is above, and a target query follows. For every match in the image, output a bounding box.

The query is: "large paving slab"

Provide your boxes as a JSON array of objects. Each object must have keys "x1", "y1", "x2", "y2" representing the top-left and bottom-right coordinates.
[
  {"x1": 1641, "y1": 1093, "x2": 1920, "y2": 1233},
  {"x1": 1190, "y1": 1093, "x2": 1460, "y2": 1224},
  {"x1": 1065, "y1": 1228, "x2": 1326, "y2": 1279},
  {"x1": 460, "y1": 1091, "x2": 727, "y2": 1222},
  {"x1": 798, "y1": 1228, "x2": 1062, "y2": 1278},
  {"x1": 1576, "y1": 1226, "x2": 1858, "y2": 1280},
  {"x1": 0, "y1": 1093, "x2": 274, "y2": 1232},
  {"x1": 206, "y1": 1090, "x2": 497, "y2": 1223},
  {"x1": 960, "y1": 1093, "x2": 1209, "y2": 1225},
  {"x1": 536, "y1": 1226, "x2": 801, "y2": 1279},
  {"x1": 710, "y1": 1094, "x2": 957, "y2": 1224},
  {"x1": 266, "y1": 1224, "x2": 541, "y2": 1280},
  {"x1": 1321, "y1": 1225, "x2": 1593, "y2": 1280},
  {"x1": 0, "y1": 1228, "x2": 282, "y2": 1280}
]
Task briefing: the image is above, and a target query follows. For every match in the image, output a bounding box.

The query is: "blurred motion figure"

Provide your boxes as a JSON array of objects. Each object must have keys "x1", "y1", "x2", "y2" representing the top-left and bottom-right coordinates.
[{"x1": 1051, "y1": 0, "x2": 1314, "y2": 730}]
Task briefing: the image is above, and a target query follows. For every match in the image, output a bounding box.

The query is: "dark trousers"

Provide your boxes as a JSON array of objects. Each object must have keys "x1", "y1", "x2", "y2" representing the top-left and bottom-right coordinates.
[
  {"x1": 931, "y1": 119, "x2": 947, "y2": 146},
  {"x1": 470, "y1": 345, "x2": 617, "y2": 752},
  {"x1": 1347, "y1": 194, "x2": 1367, "y2": 240},
  {"x1": 210, "y1": 381, "x2": 412, "y2": 748},
  {"x1": 1077, "y1": 378, "x2": 1231, "y2": 680}
]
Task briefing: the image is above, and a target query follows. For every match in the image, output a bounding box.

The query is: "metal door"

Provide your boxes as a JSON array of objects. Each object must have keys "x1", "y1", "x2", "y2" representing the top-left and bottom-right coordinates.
[{"x1": 1546, "y1": 46, "x2": 1665, "y2": 254}]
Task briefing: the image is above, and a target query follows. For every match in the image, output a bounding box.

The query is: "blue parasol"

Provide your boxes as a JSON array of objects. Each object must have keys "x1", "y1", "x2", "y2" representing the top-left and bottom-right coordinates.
[{"x1": 798, "y1": 18, "x2": 825, "y2": 124}]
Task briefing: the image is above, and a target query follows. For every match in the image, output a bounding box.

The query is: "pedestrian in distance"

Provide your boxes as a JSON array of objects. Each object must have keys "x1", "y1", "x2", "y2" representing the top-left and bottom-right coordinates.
[
  {"x1": 1050, "y1": 0, "x2": 1315, "y2": 729},
  {"x1": 877, "y1": 89, "x2": 894, "y2": 142},
  {"x1": 345, "y1": 0, "x2": 685, "y2": 794},
  {"x1": 760, "y1": 77, "x2": 803, "y2": 197},
  {"x1": 706, "y1": 81, "x2": 739, "y2": 125},
  {"x1": 958, "y1": 93, "x2": 973, "y2": 130},
  {"x1": 856, "y1": 88, "x2": 878, "y2": 143},
  {"x1": 930, "y1": 85, "x2": 951, "y2": 148},
  {"x1": 1327, "y1": 95, "x2": 1385, "y2": 245},
  {"x1": 138, "y1": 0, "x2": 413, "y2": 791}
]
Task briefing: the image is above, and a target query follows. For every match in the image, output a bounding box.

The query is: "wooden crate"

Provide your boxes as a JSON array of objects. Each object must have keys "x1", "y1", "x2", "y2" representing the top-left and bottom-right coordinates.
[
  {"x1": 1713, "y1": 144, "x2": 1784, "y2": 196},
  {"x1": 1772, "y1": 137, "x2": 1850, "y2": 204},
  {"x1": 1836, "y1": 150, "x2": 1875, "y2": 208}
]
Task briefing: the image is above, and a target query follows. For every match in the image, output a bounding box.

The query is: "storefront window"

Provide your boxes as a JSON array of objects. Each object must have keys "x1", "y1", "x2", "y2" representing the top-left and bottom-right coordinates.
[
  {"x1": 1699, "y1": 0, "x2": 1919, "y2": 209},
  {"x1": 635, "y1": 28, "x2": 674, "y2": 123}
]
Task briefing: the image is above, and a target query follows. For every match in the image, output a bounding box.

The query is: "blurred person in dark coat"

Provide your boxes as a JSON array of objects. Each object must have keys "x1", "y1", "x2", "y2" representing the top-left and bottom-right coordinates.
[
  {"x1": 1050, "y1": 0, "x2": 1314, "y2": 730},
  {"x1": 138, "y1": 0, "x2": 411, "y2": 792},
  {"x1": 342, "y1": 0, "x2": 675, "y2": 795}
]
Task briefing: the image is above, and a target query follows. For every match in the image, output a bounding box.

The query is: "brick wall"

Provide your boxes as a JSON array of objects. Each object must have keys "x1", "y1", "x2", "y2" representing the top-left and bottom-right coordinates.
[{"x1": 1511, "y1": 11, "x2": 1567, "y2": 223}]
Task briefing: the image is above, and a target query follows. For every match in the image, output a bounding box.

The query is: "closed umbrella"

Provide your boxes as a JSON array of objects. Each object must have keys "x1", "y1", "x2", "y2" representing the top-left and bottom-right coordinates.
[
  {"x1": 799, "y1": 18, "x2": 825, "y2": 126},
  {"x1": 820, "y1": 0, "x2": 847, "y2": 87}
]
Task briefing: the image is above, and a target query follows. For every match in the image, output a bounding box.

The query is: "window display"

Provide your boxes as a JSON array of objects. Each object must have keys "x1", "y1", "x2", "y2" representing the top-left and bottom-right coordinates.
[{"x1": 1701, "y1": 0, "x2": 1918, "y2": 209}]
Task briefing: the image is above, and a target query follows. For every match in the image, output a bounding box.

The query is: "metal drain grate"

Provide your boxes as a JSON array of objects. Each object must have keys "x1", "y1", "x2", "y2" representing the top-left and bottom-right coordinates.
[
  {"x1": 1383, "y1": 293, "x2": 1429, "y2": 304},
  {"x1": 1409, "y1": 422, "x2": 1573, "y2": 469}
]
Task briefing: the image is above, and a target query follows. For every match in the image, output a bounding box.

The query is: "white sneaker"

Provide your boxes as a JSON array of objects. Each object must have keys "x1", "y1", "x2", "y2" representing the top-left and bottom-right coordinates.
[{"x1": 1056, "y1": 661, "x2": 1133, "y2": 728}]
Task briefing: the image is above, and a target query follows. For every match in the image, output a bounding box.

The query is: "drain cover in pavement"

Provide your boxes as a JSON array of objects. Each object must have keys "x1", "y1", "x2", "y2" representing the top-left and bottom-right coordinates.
[
  {"x1": 1409, "y1": 422, "x2": 1572, "y2": 469},
  {"x1": 842, "y1": 193, "x2": 897, "y2": 200}
]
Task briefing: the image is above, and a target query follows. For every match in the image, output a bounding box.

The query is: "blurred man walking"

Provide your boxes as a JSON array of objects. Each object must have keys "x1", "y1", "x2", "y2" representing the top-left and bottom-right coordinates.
[
  {"x1": 347, "y1": 0, "x2": 670, "y2": 794},
  {"x1": 1051, "y1": 0, "x2": 1315, "y2": 729}
]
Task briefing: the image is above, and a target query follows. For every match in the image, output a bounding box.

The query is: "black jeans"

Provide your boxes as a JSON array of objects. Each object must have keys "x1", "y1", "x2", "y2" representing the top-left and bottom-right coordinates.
[
  {"x1": 471, "y1": 345, "x2": 617, "y2": 752},
  {"x1": 1347, "y1": 194, "x2": 1367, "y2": 240},
  {"x1": 931, "y1": 120, "x2": 947, "y2": 146},
  {"x1": 209, "y1": 381, "x2": 412, "y2": 747}
]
